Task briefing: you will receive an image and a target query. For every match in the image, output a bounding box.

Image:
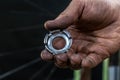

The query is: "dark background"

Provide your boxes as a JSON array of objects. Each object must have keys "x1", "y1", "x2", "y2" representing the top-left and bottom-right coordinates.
[
  {"x1": 0, "y1": 0, "x2": 106, "y2": 80},
  {"x1": 0, "y1": 0, "x2": 73, "y2": 80}
]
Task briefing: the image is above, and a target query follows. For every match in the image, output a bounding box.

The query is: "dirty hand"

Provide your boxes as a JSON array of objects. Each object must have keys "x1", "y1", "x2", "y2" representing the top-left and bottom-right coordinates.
[{"x1": 41, "y1": 0, "x2": 120, "y2": 69}]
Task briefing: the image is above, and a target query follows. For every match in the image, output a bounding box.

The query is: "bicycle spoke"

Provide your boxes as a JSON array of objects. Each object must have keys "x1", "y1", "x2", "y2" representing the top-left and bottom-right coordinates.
[
  {"x1": 30, "y1": 63, "x2": 52, "y2": 80},
  {"x1": 0, "y1": 46, "x2": 43, "y2": 57},
  {"x1": 24, "y1": 0, "x2": 55, "y2": 17},
  {"x1": 44, "y1": 66, "x2": 57, "y2": 80},
  {"x1": 0, "y1": 58, "x2": 41, "y2": 79}
]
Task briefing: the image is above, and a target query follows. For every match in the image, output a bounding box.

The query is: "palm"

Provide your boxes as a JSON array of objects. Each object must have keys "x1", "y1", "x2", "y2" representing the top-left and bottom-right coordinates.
[
  {"x1": 66, "y1": 22, "x2": 120, "y2": 68},
  {"x1": 41, "y1": 0, "x2": 120, "y2": 69}
]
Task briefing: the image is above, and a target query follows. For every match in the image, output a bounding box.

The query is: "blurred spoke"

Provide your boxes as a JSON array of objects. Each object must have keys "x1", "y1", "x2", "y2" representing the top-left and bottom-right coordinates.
[
  {"x1": 0, "y1": 46, "x2": 43, "y2": 57},
  {"x1": 0, "y1": 58, "x2": 41, "y2": 79},
  {"x1": 24, "y1": 0, "x2": 55, "y2": 17},
  {"x1": 44, "y1": 66, "x2": 57, "y2": 80},
  {"x1": 0, "y1": 25, "x2": 43, "y2": 32},
  {"x1": 30, "y1": 63, "x2": 52, "y2": 80}
]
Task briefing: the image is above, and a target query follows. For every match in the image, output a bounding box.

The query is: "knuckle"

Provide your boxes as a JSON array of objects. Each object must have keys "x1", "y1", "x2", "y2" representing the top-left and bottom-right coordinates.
[{"x1": 81, "y1": 57, "x2": 95, "y2": 68}]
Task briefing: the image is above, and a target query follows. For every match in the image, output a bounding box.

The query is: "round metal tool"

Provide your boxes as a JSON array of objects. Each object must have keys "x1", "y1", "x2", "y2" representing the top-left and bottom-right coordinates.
[{"x1": 44, "y1": 30, "x2": 72, "y2": 55}]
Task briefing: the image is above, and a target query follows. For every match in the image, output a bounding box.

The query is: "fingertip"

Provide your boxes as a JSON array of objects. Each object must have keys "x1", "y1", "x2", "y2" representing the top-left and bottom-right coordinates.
[
  {"x1": 68, "y1": 54, "x2": 82, "y2": 69},
  {"x1": 44, "y1": 15, "x2": 73, "y2": 30},
  {"x1": 70, "y1": 54, "x2": 81, "y2": 65},
  {"x1": 44, "y1": 21, "x2": 48, "y2": 29},
  {"x1": 44, "y1": 20, "x2": 53, "y2": 30},
  {"x1": 44, "y1": 20, "x2": 61, "y2": 30},
  {"x1": 54, "y1": 53, "x2": 68, "y2": 68},
  {"x1": 40, "y1": 50, "x2": 54, "y2": 61}
]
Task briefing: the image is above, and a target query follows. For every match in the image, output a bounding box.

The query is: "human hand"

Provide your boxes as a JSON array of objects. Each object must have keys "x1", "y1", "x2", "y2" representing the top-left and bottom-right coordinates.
[{"x1": 41, "y1": 0, "x2": 120, "y2": 69}]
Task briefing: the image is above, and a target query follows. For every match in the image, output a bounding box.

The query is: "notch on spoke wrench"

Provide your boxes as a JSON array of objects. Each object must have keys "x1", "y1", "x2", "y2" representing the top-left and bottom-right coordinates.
[{"x1": 44, "y1": 30, "x2": 72, "y2": 55}]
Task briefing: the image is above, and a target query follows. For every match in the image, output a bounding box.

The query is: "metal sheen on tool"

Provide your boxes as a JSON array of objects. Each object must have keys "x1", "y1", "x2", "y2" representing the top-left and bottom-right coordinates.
[{"x1": 44, "y1": 30, "x2": 72, "y2": 55}]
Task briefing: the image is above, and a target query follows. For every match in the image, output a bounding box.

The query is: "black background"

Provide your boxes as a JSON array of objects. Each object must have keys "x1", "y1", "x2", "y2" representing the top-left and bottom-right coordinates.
[{"x1": 0, "y1": 0, "x2": 73, "y2": 80}]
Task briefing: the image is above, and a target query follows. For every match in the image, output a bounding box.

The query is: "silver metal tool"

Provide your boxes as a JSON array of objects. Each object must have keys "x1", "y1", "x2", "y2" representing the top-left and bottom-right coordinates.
[{"x1": 44, "y1": 30, "x2": 72, "y2": 55}]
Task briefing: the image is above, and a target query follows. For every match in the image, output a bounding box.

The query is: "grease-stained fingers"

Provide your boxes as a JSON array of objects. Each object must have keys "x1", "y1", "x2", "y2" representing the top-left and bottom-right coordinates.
[
  {"x1": 69, "y1": 53, "x2": 82, "y2": 70},
  {"x1": 44, "y1": 0, "x2": 83, "y2": 30},
  {"x1": 40, "y1": 49, "x2": 54, "y2": 61},
  {"x1": 68, "y1": 52, "x2": 88, "y2": 70},
  {"x1": 81, "y1": 53, "x2": 103, "y2": 68},
  {"x1": 54, "y1": 49, "x2": 75, "y2": 68},
  {"x1": 54, "y1": 53, "x2": 68, "y2": 68},
  {"x1": 66, "y1": 49, "x2": 81, "y2": 69}
]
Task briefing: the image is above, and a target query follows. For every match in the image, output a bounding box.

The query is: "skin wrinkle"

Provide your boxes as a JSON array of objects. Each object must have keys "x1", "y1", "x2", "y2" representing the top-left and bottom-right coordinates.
[
  {"x1": 91, "y1": 44, "x2": 110, "y2": 59},
  {"x1": 82, "y1": 52, "x2": 103, "y2": 68},
  {"x1": 78, "y1": 35, "x2": 96, "y2": 43},
  {"x1": 93, "y1": 23, "x2": 120, "y2": 38},
  {"x1": 89, "y1": 53, "x2": 102, "y2": 67},
  {"x1": 98, "y1": 43, "x2": 112, "y2": 56},
  {"x1": 76, "y1": 0, "x2": 119, "y2": 32},
  {"x1": 99, "y1": 39, "x2": 118, "y2": 52},
  {"x1": 68, "y1": 27, "x2": 97, "y2": 43},
  {"x1": 95, "y1": 31, "x2": 120, "y2": 55},
  {"x1": 82, "y1": 55, "x2": 95, "y2": 68},
  {"x1": 41, "y1": 0, "x2": 120, "y2": 69},
  {"x1": 77, "y1": 40, "x2": 91, "y2": 54}
]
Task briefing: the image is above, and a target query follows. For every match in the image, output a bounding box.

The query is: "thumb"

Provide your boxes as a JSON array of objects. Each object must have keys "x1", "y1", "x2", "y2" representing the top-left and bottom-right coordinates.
[{"x1": 44, "y1": 0, "x2": 84, "y2": 30}]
